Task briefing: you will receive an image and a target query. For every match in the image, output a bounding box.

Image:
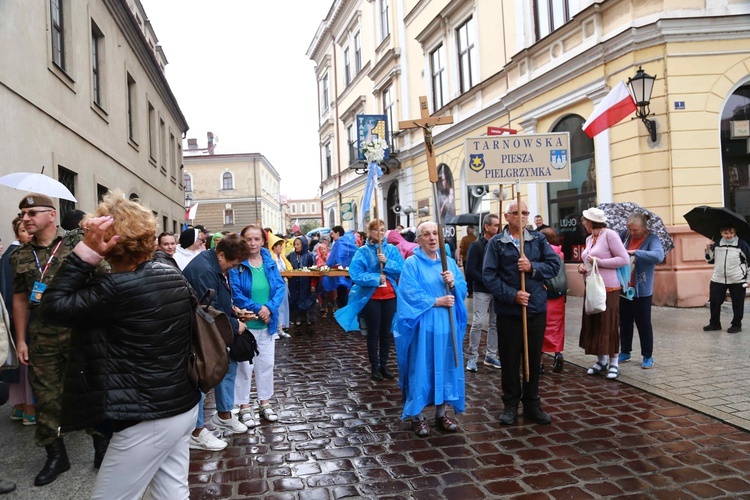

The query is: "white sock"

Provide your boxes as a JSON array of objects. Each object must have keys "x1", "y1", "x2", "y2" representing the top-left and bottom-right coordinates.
[
  {"x1": 610, "y1": 356, "x2": 619, "y2": 368},
  {"x1": 597, "y1": 355, "x2": 608, "y2": 366}
]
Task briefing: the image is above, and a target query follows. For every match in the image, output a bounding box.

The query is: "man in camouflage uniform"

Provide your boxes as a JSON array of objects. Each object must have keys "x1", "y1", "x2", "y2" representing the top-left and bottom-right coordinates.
[{"x1": 11, "y1": 193, "x2": 108, "y2": 486}]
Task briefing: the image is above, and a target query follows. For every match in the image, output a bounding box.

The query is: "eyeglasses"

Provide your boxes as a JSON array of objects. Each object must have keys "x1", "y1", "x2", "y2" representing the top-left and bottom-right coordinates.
[
  {"x1": 19, "y1": 209, "x2": 53, "y2": 218},
  {"x1": 508, "y1": 211, "x2": 530, "y2": 216}
]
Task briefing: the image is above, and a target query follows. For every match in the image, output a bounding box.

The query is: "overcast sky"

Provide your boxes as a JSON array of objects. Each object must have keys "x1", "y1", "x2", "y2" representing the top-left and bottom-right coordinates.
[{"x1": 141, "y1": 0, "x2": 332, "y2": 199}]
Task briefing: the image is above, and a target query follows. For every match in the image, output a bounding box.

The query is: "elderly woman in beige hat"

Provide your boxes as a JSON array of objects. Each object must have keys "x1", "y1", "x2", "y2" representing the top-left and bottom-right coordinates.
[{"x1": 577, "y1": 207, "x2": 629, "y2": 379}]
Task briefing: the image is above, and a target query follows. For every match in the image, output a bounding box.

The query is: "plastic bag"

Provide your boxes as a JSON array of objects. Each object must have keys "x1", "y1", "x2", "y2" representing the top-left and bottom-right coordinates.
[{"x1": 585, "y1": 259, "x2": 607, "y2": 315}]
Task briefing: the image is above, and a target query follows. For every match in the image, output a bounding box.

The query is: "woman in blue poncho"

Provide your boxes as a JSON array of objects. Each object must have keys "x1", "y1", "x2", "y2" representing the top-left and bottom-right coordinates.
[
  {"x1": 287, "y1": 235, "x2": 318, "y2": 335},
  {"x1": 334, "y1": 219, "x2": 404, "y2": 381},
  {"x1": 393, "y1": 221, "x2": 468, "y2": 438}
]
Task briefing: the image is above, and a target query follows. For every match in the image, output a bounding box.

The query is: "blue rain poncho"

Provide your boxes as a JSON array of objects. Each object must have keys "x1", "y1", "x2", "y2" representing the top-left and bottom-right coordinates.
[
  {"x1": 392, "y1": 247, "x2": 468, "y2": 420},
  {"x1": 334, "y1": 240, "x2": 404, "y2": 331},
  {"x1": 322, "y1": 231, "x2": 358, "y2": 292}
]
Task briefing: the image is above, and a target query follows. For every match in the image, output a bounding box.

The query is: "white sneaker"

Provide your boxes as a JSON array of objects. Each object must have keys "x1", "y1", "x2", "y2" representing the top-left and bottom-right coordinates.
[
  {"x1": 239, "y1": 408, "x2": 258, "y2": 428},
  {"x1": 278, "y1": 330, "x2": 291, "y2": 339},
  {"x1": 189, "y1": 428, "x2": 227, "y2": 451},
  {"x1": 273, "y1": 332, "x2": 280, "y2": 340},
  {"x1": 210, "y1": 412, "x2": 248, "y2": 435}
]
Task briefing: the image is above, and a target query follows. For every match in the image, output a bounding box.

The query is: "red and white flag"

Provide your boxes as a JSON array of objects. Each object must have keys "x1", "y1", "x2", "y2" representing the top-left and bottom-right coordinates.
[
  {"x1": 582, "y1": 81, "x2": 637, "y2": 138},
  {"x1": 186, "y1": 202, "x2": 199, "y2": 220}
]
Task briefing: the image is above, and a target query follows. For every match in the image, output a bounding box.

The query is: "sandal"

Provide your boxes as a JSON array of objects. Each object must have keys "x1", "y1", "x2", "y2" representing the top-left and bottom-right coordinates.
[
  {"x1": 606, "y1": 366, "x2": 620, "y2": 379},
  {"x1": 587, "y1": 362, "x2": 607, "y2": 376},
  {"x1": 239, "y1": 408, "x2": 257, "y2": 428},
  {"x1": 260, "y1": 405, "x2": 278, "y2": 422},
  {"x1": 413, "y1": 419, "x2": 430, "y2": 438},
  {"x1": 436, "y1": 414, "x2": 458, "y2": 432}
]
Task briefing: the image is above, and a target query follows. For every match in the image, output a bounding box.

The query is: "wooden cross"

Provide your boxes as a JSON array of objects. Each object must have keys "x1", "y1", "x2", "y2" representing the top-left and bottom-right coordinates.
[{"x1": 398, "y1": 96, "x2": 454, "y2": 183}]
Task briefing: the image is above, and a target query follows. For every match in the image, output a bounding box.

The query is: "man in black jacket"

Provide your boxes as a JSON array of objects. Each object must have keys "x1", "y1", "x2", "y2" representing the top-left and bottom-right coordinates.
[
  {"x1": 464, "y1": 214, "x2": 501, "y2": 372},
  {"x1": 482, "y1": 200, "x2": 560, "y2": 426}
]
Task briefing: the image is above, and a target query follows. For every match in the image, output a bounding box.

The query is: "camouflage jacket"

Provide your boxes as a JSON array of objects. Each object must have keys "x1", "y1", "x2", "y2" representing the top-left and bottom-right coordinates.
[{"x1": 11, "y1": 227, "x2": 84, "y2": 333}]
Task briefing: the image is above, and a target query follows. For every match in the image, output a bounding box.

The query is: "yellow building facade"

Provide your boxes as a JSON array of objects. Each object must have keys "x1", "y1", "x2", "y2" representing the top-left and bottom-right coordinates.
[{"x1": 310, "y1": 0, "x2": 750, "y2": 306}]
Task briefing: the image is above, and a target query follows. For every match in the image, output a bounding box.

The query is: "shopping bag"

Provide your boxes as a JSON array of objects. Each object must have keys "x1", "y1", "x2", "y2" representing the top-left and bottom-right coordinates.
[{"x1": 584, "y1": 259, "x2": 607, "y2": 315}]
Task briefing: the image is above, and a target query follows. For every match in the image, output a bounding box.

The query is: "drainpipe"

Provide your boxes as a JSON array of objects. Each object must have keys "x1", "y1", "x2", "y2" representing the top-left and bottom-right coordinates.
[{"x1": 332, "y1": 33, "x2": 343, "y2": 226}]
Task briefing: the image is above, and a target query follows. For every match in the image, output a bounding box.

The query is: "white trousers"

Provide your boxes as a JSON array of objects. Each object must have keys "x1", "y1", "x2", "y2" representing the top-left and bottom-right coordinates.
[
  {"x1": 234, "y1": 328, "x2": 276, "y2": 404},
  {"x1": 92, "y1": 404, "x2": 199, "y2": 500}
]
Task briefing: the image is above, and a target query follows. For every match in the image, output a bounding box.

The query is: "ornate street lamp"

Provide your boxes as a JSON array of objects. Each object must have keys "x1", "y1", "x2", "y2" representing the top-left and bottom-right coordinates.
[{"x1": 627, "y1": 66, "x2": 657, "y2": 142}]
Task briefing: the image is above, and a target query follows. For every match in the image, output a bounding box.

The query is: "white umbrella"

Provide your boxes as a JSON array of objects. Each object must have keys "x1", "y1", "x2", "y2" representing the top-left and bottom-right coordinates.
[{"x1": 0, "y1": 172, "x2": 77, "y2": 202}]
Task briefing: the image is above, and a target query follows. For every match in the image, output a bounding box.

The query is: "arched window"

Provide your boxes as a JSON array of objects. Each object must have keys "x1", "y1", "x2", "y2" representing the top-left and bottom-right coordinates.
[
  {"x1": 547, "y1": 114, "x2": 595, "y2": 262},
  {"x1": 722, "y1": 81, "x2": 750, "y2": 217},
  {"x1": 222, "y1": 172, "x2": 233, "y2": 190},
  {"x1": 328, "y1": 208, "x2": 336, "y2": 226},
  {"x1": 183, "y1": 173, "x2": 192, "y2": 192}
]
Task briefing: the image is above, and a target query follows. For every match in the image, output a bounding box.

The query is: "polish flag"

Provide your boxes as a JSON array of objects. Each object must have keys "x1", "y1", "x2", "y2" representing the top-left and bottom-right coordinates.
[
  {"x1": 582, "y1": 81, "x2": 637, "y2": 138},
  {"x1": 186, "y1": 202, "x2": 199, "y2": 220}
]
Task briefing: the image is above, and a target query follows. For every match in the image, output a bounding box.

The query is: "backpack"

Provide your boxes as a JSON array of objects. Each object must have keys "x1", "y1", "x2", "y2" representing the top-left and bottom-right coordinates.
[
  {"x1": 544, "y1": 255, "x2": 568, "y2": 299},
  {"x1": 187, "y1": 289, "x2": 235, "y2": 393}
]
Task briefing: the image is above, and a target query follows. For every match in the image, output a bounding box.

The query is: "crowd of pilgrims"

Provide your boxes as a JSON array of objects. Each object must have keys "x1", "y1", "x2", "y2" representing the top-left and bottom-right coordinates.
[{"x1": 2, "y1": 190, "x2": 665, "y2": 498}]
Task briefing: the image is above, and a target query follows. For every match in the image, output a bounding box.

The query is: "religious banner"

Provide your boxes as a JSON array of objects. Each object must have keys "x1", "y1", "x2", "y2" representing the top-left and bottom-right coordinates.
[
  {"x1": 357, "y1": 114, "x2": 390, "y2": 161},
  {"x1": 465, "y1": 132, "x2": 571, "y2": 185}
]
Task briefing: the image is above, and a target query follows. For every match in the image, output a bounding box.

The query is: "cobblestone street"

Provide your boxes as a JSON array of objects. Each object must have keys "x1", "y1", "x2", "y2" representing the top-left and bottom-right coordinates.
[{"x1": 2, "y1": 299, "x2": 749, "y2": 498}]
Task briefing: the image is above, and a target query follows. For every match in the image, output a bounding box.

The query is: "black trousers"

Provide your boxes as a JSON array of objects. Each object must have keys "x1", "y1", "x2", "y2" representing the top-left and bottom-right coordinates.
[
  {"x1": 498, "y1": 312, "x2": 545, "y2": 409},
  {"x1": 709, "y1": 281, "x2": 745, "y2": 328},
  {"x1": 620, "y1": 295, "x2": 654, "y2": 358},
  {"x1": 336, "y1": 285, "x2": 349, "y2": 308},
  {"x1": 361, "y1": 298, "x2": 396, "y2": 369}
]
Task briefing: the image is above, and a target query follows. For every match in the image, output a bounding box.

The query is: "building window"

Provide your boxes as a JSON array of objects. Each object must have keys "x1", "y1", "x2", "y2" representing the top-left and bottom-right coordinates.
[
  {"x1": 127, "y1": 73, "x2": 136, "y2": 142},
  {"x1": 534, "y1": 0, "x2": 570, "y2": 40},
  {"x1": 354, "y1": 31, "x2": 362, "y2": 73},
  {"x1": 383, "y1": 85, "x2": 395, "y2": 148},
  {"x1": 57, "y1": 166, "x2": 76, "y2": 220},
  {"x1": 291, "y1": 204, "x2": 296, "y2": 214},
  {"x1": 169, "y1": 133, "x2": 176, "y2": 177},
  {"x1": 148, "y1": 102, "x2": 156, "y2": 160},
  {"x1": 380, "y1": 0, "x2": 390, "y2": 40},
  {"x1": 301, "y1": 204, "x2": 307, "y2": 214},
  {"x1": 320, "y1": 73, "x2": 329, "y2": 113},
  {"x1": 222, "y1": 172, "x2": 233, "y2": 190},
  {"x1": 50, "y1": 0, "x2": 65, "y2": 70},
  {"x1": 91, "y1": 22, "x2": 103, "y2": 106},
  {"x1": 722, "y1": 82, "x2": 750, "y2": 217},
  {"x1": 159, "y1": 118, "x2": 166, "y2": 169},
  {"x1": 183, "y1": 173, "x2": 192, "y2": 192},
  {"x1": 311, "y1": 203, "x2": 316, "y2": 213},
  {"x1": 224, "y1": 209, "x2": 234, "y2": 225},
  {"x1": 97, "y1": 183, "x2": 109, "y2": 202},
  {"x1": 430, "y1": 44, "x2": 447, "y2": 111},
  {"x1": 547, "y1": 114, "x2": 595, "y2": 263},
  {"x1": 324, "y1": 142, "x2": 332, "y2": 178},
  {"x1": 344, "y1": 47, "x2": 351, "y2": 86},
  {"x1": 456, "y1": 17, "x2": 477, "y2": 93}
]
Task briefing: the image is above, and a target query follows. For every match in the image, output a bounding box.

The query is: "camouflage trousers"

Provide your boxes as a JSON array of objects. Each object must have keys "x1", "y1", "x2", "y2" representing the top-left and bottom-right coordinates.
[{"x1": 28, "y1": 328, "x2": 71, "y2": 447}]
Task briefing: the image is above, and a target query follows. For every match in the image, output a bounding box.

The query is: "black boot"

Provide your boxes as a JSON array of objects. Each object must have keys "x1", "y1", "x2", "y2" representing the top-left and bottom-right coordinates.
[
  {"x1": 35, "y1": 438, "x2": 71, "y2": 486},
  {"x1": 93, "y1": 434, "x2": 110, "y2": 469}
]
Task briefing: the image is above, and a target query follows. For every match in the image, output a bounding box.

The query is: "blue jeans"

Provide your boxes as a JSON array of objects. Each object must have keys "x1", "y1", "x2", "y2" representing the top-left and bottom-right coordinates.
[{"x1": 196, "y1": 358, "x2": 238, "y2": 428}]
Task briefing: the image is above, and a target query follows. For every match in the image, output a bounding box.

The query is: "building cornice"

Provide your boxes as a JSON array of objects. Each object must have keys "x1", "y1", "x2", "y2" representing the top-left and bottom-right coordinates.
[
  {"x1": 339, "y1": 95, "x2": 367, "y2": 123},
  {"x1": 105, "y1": 0, "x2": 188, "y2": 132},
  {"x1": 367, "y1": 48, "x2": 401, "y2": 82}
]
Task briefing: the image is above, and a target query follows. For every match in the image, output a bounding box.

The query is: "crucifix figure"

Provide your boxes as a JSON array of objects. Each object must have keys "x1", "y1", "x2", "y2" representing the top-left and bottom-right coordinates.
[{"x1": 399, "y1": 96, "x2": 460, "y2": 366}]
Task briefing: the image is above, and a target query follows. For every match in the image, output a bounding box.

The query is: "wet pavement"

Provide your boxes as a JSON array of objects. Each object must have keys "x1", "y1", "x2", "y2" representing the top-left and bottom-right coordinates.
[{"x1": 1, "y1": 298, "x2": 749, "y2": 499}]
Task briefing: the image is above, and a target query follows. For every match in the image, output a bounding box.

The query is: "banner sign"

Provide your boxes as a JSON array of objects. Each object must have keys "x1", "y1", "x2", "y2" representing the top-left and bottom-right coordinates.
[
  {"x1": 340, "y1": 202, "x2": 353, "y2": 222},
  {"x1": 357, "y1": 114, "x2": 390, "y2": 161},
  {"x1": 465, "y1": 132, "x2": 571, "y2": 185}
]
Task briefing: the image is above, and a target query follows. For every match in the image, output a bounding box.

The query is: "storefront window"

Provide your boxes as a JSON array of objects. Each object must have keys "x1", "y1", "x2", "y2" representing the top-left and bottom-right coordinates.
[
  {"x1": 547, "y1": 114, "x2": 596, "y2": 262},
  {"x1": 722, "y1": 82, "x2": 750, "y2": 218}
]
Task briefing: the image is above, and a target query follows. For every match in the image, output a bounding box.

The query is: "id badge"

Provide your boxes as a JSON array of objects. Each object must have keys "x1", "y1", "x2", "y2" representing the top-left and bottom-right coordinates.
[{"x1": 30, "y1": 281, "x2": 47, "y2": 303}]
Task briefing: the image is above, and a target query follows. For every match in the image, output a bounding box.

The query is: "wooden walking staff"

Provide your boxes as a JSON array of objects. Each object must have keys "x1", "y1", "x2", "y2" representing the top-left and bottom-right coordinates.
[
  {"x1": 372, "y1": 184, "x2": 384, "y2": 275},
  {"x1": 516, "y1": 186, "x2": 530, "y2": 382},
  {"x1": 399, "y1": 96, "x2": 459, "y2": 367}
]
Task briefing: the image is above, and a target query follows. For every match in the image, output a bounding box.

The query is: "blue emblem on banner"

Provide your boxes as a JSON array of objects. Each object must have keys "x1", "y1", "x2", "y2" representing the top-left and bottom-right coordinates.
[
  {"x1": 550, "y1": 150, "x2": 567, "y2": 170},
  {"x1": 469, "y1": 154, "x2": 486, "y2": 172}
]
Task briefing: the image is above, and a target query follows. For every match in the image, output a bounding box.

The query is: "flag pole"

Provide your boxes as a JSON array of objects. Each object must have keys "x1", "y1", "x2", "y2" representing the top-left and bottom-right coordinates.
[{"x1": 517, "y1": 184, "x2": 530, "y2": 382}]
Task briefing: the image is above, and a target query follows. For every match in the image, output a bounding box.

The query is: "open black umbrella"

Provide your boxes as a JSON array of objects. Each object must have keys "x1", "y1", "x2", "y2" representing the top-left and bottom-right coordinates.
[
  {"x1": 684, "y1": 206, "x2": 750, "y2": 242},
  {"x1": 445, "y1": 213, "x2": 481, "y2": 226},
  {"x1": 597, "y1": 202, "x2": 674, "y2": 253}
]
